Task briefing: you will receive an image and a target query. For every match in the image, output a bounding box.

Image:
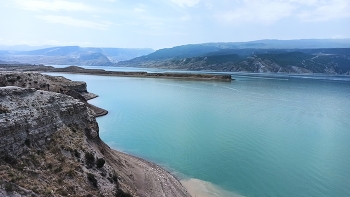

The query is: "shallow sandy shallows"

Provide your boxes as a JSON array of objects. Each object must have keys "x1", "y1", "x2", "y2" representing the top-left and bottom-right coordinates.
[{"x1": 181, "y1": 178, "x2": 244, "y2": 197}]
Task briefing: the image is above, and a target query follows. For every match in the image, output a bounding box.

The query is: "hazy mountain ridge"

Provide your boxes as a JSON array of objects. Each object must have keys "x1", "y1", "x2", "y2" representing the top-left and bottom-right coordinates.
[
  {"x1": 0, "y1": 46, "x2": 154, "y2": 66},
  {"x1": 117, "y1": 39, "x2": 350, "y2": 74}
]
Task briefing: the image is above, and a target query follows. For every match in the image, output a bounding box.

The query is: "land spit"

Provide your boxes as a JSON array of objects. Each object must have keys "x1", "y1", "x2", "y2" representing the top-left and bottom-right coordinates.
[{"x1": 0, "y1": 64, "x2": 233, "y2": 82}]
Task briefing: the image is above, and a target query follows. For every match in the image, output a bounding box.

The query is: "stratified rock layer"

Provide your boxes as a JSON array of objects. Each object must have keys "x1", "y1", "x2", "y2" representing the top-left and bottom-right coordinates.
[
  {"x1": 0, "y1": 86, "x2": 98, "y2": 156},
  {"x1": 0, "y1": 71, "x2": 108, "y2": 116},
  {"x1": 0, "y1": 86, "x2": 191, "y2": 197}
]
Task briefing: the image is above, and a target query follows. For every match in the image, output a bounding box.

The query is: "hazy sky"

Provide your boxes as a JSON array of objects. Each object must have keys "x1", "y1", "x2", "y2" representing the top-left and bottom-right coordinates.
[{"x1": 0, "y1": 0, "x2": 349, "y2": 49}]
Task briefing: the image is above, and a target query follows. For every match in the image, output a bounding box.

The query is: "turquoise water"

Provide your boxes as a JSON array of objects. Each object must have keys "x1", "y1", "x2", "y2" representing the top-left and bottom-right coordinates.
[{"x1": 47, "y1": 72, "x2": 350, "y2": 197}]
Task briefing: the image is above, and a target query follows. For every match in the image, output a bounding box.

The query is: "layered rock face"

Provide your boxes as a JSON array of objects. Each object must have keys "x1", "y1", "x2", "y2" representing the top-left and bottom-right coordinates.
[
  {"x1": 0, "y1": 71, "x2": 107, "y2": 116},
  {"x1": 0, "y1": 86, "x2": 121, "y2": 196},
  {"x1": 0, "y1": 72, "x2": 87, "y2": 95},
  {"x1": 0, "y1": 85, "x2": 190, "y2": 196},
  {"x1": 0, "y1": 86, "x2": 98, "y2": 156}
]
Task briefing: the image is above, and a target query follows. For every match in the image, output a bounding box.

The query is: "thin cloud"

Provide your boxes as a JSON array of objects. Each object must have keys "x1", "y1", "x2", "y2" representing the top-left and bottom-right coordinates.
[
  {"x1": 216, "y1": 0, "x2": 350, "y2": 24},
  {"x1": 171, "y1": 0, "x2": 201, "y2": 7},
  {"x1": 134, "y1": 8, "x2": 147, "y2": 13},
  {"x1": 16, "y1": 0, "x2": 95, "y2": 12},
  {"x1": 37, "y1": 15, "x2": 112, "y2": 30},
  {"x1": 297, "y1": 0, "x2": 350, "y2": 22},
  {"x1": 217, "y1": 0, "x2": 295, "y2": 24}
]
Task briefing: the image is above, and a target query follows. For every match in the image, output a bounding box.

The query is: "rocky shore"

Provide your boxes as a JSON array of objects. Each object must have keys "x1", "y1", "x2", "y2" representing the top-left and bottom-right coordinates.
[{"x1": 0, "y1": 73, "x2": 191, "y2": 196}]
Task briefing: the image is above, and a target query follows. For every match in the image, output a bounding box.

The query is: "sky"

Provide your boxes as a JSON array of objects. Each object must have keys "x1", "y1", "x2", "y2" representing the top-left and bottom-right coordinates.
[{"x1": 0, "y1": 0, "x2": 349, "y2": 49}]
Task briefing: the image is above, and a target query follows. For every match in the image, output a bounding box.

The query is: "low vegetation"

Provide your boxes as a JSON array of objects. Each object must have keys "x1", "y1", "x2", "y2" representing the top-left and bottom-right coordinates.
[
  {"x1": 0, "y1": 126, "x2": 126, "y2": 196},
  {"x1": 96, "y1": 158, "x2": 105, "y2": 168}
]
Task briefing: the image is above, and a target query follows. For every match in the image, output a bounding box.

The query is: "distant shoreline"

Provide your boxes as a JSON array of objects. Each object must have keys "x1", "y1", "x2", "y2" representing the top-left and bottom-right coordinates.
[{"x1": 0, "y1": 64, "x2": 233, "y2": 81}]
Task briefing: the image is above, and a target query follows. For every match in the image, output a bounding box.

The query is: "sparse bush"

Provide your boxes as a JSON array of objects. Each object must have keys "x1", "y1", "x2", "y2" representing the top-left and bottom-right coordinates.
[
  {"x1": 36, "y1": 149, "x2": 44, "y2": 155},
  {"x1": 1, "y1": 155, "x2": 17, "y2": 165},
  {"x1": 57, "y1": 178, "x2": 64, "y2": 184},
  {"x1": 87, "y1": 173, "x2": 98, "y2": 188},
  {"x1": 58, "y1": 156, "x2": 65, "y2": 162},
  {"x1": 7, "y1": 78, "x2": 16, "y2": 83},
  {"x1": 47, "y1": 163, "x2": 53, "y2": 169},
  {"x1": 0, "y1": 105, "x2": 9, "y2": 114},
  {"x1": 74, "y1": 149, "x2": 80, "y2": 158},
  {"x1": 115, "y1": 188, "x2": 132, "y2": 197},
  {"x1": 4, "y1": 182, "x2": 14, "y2": 192},
  {"x1": 96, "y1": 158, "x2": 105, "y2": 168},
  {"x1": 24, "y1": 139, "x2": 30, "y2": 147},
  {"x1": 56, "y1": 188, "x2": 68, "y2": 196},
  {"x1": 112, "y1": 174, "x2": 119, "y2": 184},
  {"x1": 66, "y1": 169, "x2": 75, "y2": 178},
  {"x1": 54, "y1": 166, "x2": 63, "y2": 173},
  {"x1": 85, "y1": 152, "x2": 95, "y2": 167}
]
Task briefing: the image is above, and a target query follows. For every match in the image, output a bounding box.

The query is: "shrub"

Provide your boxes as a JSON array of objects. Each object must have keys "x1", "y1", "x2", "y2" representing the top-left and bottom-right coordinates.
[
  {"x1": 66, "y1": 169, "x2": 75, "y2": 178},
  {"x1": 96, "y1": 158, "x2": 105, "y2": 168},
  {"x1": 85, "y1": 152, "x2": 95, "y2": 167},
  {"x1": 54, "y1": 166, "x2": 63, "y2": 173},
  {"x1": 0, "y1": 105, "x2": 9, "y2": 114},
  {"x1": 112, "y1": 174, "x2": 119, "y2": 184},
  {"x1": 24, "y1": 139, "x2": 30, "y2": 147},
  {"x1": 87, "y1": 173, "x2": 98, "y2": 188},
  {"x1": 56, "y1": 188, "x2": 68, "y2": 196},
  {"x1": 74, "y1": 149, "x2": 80, "y2": 158},
  {"x1": 4, "y1": 182, "x2": 14, "y2": 192},
  {"x1": 47, "y1": 163, "x2": 53, "y2": 169},
  {"x1": 1, "y1": 155, "x2": 17, "y2": 165},
  {"x1": 115, "y1": 188, "x2": 132, "y2": 197}
]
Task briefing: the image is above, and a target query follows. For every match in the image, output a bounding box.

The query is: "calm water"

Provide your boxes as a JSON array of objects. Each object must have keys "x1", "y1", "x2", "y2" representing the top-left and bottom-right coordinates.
[{"x1": 47, "y1": 71, "x2": 350, "y2": 197}]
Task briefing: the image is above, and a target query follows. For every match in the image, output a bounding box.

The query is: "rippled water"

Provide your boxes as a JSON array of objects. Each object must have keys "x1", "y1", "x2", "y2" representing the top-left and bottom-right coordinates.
[{"x1": 47, "y1": 71, "x2": 350, "y2": 197}]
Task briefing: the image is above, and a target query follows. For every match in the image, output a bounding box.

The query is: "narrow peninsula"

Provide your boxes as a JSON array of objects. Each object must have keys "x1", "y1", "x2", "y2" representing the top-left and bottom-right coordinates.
[{"x1": 0, "y1": 64, "x2": 233, "y2": 81}]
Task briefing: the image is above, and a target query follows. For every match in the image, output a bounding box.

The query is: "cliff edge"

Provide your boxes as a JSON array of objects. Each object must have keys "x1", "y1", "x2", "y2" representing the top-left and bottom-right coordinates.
[
  {"x1": 0, "y1": 71, "x2": 108, "y2": 117},
  {"x1": 0, "y1": 85, "x2": 190, "y2": 196}
]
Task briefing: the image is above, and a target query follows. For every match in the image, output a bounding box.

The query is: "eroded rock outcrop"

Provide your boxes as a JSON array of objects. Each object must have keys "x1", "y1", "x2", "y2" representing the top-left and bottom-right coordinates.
[
  {"x1": 0, "y1": 86, "x2": 98, "y2": 156},
  {"x1": 0, "y1": 86, "x2": 191, "y2": 197},
  {"x1": 0, "y1": 71, "x2": 107, "y2": 117},
  {"x1": 0, "y1": 86, "x2": 119, "y2": 196}
]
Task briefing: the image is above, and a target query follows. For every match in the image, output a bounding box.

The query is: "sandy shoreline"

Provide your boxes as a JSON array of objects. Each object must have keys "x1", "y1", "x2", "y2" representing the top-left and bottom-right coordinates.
[
  {"x1": 103, "y1": 144, "x2": 242, "y2": 197},
  {"x1": 100, "y1": 143, "x2": 192, "y2": 197},
  {"x1": 181, "y1": 179, "x2": 244, "y2": 197}
]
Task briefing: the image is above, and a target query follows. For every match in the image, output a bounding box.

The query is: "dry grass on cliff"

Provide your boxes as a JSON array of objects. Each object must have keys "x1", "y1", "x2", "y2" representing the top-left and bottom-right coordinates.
[{"x1": 0, "y1": 125, "x2": 129, "y2": 197}]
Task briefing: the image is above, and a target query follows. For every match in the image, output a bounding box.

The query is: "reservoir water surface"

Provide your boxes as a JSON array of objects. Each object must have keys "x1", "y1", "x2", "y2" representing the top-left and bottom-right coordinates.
[{"x1": 48, "y1": 70, "x2": 350, "y2": 197}]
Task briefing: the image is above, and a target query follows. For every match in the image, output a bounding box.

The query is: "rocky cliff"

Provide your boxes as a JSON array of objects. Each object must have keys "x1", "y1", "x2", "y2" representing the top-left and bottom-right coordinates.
[
  {"x1": 0, "y1": 87, "x2": 98, "y2": 157},
  {"x1": 0, "y1": 71, "x2": 108, "y2": 116},
  {"x1": 0, "y1": 85, "x2": 191, "y2": 197}
]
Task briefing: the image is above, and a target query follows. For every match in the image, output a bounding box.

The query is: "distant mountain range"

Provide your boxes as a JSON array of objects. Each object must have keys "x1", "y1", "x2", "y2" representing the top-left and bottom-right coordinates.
[
  {"x1": 0, "y1": 46, "x2": 154, "y2": 66},
  {"x1": 1, "y1": 39, "x2": 350, "y2": 74},
  {"x1": 117, "y1": 39, "x2": 350, "y2": 74}
]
